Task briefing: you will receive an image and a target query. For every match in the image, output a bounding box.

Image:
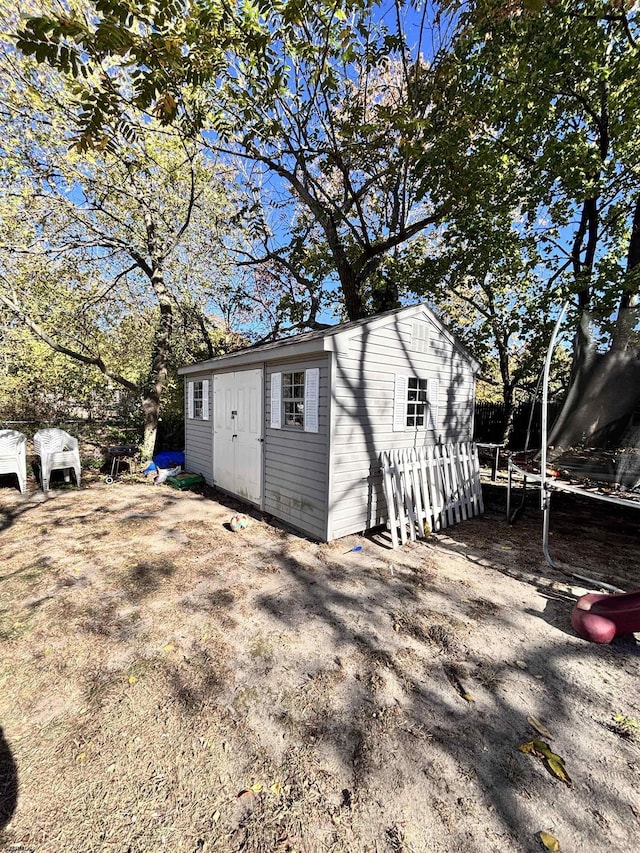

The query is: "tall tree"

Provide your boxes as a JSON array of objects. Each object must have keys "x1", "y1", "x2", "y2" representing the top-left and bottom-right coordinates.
[
  {"x1": 439, "y1": 0, "x2": 640, "y2": 447},
  {"x1": 1, "y1": 1, "x2": 238, "y2": 456},
  {"x1": 13, "y1": 1, "x2": 460, "y2": 324},
  {"x1": 414, "y1": 230, "x2": 556, "y2": 441},
  {"x1": 18, "y1": 0, "x2": 640, "y2": 446},
  {"x1": 222, "y1": 54, "x2": 448, "y2": 322}
]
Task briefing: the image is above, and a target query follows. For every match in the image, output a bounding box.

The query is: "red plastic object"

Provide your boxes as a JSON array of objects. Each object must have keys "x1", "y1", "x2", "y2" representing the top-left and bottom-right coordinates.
[{"x1": 571, "y1": 590, "x2": 640, "y2": 644}]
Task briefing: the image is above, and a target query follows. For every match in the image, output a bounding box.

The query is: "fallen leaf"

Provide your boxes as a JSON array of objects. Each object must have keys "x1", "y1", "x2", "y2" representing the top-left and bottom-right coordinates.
[
  {"x1": 212, "y1": 810, "x2": 220, "y2": 823},
  {"x1": 546, "y1": 755, "x2": 571, "y2": 786},
  {"x1": 75, "y1": 752, "x2": 86, "y2": 762},
  {"x1": 236, "y1": 789, "x2": 256, "y2": 816},
  {"x1": 44, "y1": 647, "x2": 52, "y2": 656},
  {"x1": 271, "y1": 782, "x2": 283, "y2": 797},
  {"x1": 162, "y1": 643, "x2": 175, "y2": 652},
  {"x1": 515, "y1": 660, "x2": 527, "y2": 670},
  {"x1": 128, "y1": 675, "x2": 138, "y2": 684},
  {"x1": 528, "y1": 716, "x2": 553, "y2": 740},
  {"x1": 251, "y1": 782, "x2": 263, "y2": 793},
  {"x1": 532, "y1": 740, "x2": 562, "y2": 762},
  {"x1": 520, "y1": 740, "x2": 571, "y2": 786},
  {"x1": 538, "y1": 830, "x2": 560, "y2": 851}
]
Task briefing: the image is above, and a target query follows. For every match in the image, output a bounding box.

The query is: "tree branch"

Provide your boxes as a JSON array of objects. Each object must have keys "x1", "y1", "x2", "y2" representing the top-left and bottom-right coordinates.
[{"x1": 0, "y1": 286, "x2": 138, "y2": 393}]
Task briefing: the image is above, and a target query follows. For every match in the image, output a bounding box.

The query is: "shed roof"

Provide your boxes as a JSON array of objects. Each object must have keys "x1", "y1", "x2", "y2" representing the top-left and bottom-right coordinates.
[{"x1": 178, "y1": 302, "x2": 481, "y2": 375}]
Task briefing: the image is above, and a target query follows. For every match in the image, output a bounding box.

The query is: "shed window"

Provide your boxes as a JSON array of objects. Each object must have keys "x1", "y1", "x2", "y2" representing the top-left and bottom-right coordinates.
[
  {"x1": 187, "y1": 379, "x2": 209, "y2": 420},
  {"x1": 283, "y1": 371, "x2": 305, "y2": 427},
  {"x1": 192, "y1": 381, "x2": 204, "y2": 419},
  {"x1": 406, "y1": 377, "x2": 428, "y2": 427},
  {"x1": 394, "y1": 374, "x2": 438, "y2": 431}
]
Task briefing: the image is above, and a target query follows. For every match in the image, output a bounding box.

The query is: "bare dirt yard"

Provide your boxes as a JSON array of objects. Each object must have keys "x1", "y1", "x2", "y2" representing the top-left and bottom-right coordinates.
[{"x1": 0, "y1": 470, "x2": 639, "y2": 853}]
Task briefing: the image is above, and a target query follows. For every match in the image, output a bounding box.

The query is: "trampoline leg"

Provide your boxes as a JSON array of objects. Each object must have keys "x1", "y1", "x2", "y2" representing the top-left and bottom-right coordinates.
[
  {"x1": 507, "y1": 468, "x2": 528, "y2": 525},
  {"x1": 542, "y1": 489, "x2": 558, "y2": 569}
]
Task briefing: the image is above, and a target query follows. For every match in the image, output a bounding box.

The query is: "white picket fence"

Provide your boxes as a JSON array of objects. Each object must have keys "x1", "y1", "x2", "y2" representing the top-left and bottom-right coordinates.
[{"x1": 380, "y1": 442, "x2": 484, "y2": 548}]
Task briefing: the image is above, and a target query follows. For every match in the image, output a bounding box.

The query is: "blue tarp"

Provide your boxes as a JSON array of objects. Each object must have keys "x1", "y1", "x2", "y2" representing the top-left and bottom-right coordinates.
[
  {"x1": 143, "y1": 450, "x2": 185, "y2": 475},
  {"x1": 154, "y1": 450, "x2": 185, "y2": 468}
]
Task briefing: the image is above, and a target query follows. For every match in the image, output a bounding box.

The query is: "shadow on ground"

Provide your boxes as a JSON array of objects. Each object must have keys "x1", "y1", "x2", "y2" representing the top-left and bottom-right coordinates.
[
  {"x1": 0, "y1": 727, "x2": 17, "y2": 832},
  {"x1": 1, "y1": 480, "x2": 639, "y2": 852}
]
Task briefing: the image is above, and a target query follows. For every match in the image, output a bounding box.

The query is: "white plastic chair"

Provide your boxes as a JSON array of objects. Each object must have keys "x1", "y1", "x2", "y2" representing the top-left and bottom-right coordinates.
[
  {"x1": 33, "y1": 428, "x2": 81, "y2": 492},
  {"x1": 0, "y1": 430, "x2": 27, "y2": 494}
]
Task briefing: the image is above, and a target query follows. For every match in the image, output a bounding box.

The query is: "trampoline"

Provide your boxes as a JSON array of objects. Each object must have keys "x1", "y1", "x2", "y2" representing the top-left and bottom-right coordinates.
[{"x1": 507, "y1": 301, "x2": 640, "y2": 592}]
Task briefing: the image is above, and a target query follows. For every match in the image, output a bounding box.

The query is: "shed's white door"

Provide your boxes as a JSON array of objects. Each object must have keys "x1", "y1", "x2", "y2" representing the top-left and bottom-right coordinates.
[
  {"x1": 213, "y1": 369, "x2": 263, "y2": 504},
  {"x1": 213, "y1": 372, "x2": 235, "y2": 495}
]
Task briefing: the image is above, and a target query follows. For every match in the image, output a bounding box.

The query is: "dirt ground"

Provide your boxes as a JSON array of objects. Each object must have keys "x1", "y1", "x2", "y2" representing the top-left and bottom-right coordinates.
[{"x1": 0, "y1": 468, "x2": 639, "y2": 853}]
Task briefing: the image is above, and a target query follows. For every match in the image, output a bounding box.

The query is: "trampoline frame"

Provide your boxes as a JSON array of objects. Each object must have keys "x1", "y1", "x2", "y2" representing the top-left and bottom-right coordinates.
[{"x1": 506, "y1": 300, "x2": 638, "y2": 592}]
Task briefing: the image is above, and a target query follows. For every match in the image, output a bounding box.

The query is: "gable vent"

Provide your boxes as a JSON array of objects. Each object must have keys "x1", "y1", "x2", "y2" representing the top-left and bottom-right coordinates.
[{"x1": 411, "y1": 322, "x2": 429, "y2": 353}]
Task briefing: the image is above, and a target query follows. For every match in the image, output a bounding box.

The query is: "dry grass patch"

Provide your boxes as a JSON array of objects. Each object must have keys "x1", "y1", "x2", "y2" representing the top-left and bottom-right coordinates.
[
  {"x1": 475, "y1": 663, "x2": 504, "y2": 691},
  {"x1": 1, "y1": 482, "x2": 640, "y2": 853},
  {"x1": 392, "y1": 608, "x2": 464, "y2": 653}
]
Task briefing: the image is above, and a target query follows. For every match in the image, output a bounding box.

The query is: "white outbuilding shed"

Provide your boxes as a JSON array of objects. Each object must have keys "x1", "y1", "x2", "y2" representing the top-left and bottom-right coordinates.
[{"x1": 178, "y1": 303, "x2": 480, "y2": 541}]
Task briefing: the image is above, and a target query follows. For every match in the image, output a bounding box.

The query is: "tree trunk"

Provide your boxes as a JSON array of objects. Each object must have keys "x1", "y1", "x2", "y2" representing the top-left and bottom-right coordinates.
[
  {"x1": 501, "y1": 385, "x2": 516, "y2": 446},
  {"x1": 141, "y1": 272, "x2": 173, "y2": 461},
  {"x1": 196, "y1": 310, "x2": 215, "y2": 359},
  {"x1": 612, "y1": 194, "x2": 640, "y2": 351},
  {"x1": 141, "y1": 208, "x2": 174, "y2": 461},
  {"x1": 494, "y1": 327, "x2": 515, "y2": 444},
  {"x1": 340, "y1": 263, "x2": 365, "y2": 320},
  {"x1": 370, "y1": 277, "x2": 400, "y2": 316},
  {"x1": 550, "y1": 193, "x2": 640, "y2": 451},
  {"x1": 142, "y1": 394, "x2": 160, "y2": 461},
  {"x1": 141, "y1": 304, "x2": 172, "y2": 460}
]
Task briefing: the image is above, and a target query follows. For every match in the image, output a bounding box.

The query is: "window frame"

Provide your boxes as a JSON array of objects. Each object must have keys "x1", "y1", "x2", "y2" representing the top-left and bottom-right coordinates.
[
  {"x1": 406, "y1": 377, "x2": 429, "y2": 428},
  {"x1": 192, "y1": 379, "x2": 204, "y2": 420},
  {"x1": 394, "y1": 373, "x2": 438, "y2": 432},
  {"x1": 282, "y1": 370, "x2": 306, "y2": 429}
]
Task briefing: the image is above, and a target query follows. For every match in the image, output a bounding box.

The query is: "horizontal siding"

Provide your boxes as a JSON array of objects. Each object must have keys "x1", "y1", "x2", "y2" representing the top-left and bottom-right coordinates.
[
  {"x1": 264, "y1": 444, "x2": 328, "y2": 465},
  {"x1": 328, "y1": 313, "x2": 475, "y2": 539},
  {"x1": 264, "y1": 357, "x2": 329, "y2": 540},
  {"x1": 268, "y1": 470, "x2": 327, "y2": 506},
  {"x1": 331, "y1": 481, "x2": 385, "y2": 509},
  {"x1": 332, "y1": 365, "x2": 475, "y2": 384},
  {"x1": 339, "y1": 342, "x2": 471, "y2": 371},
  {"x1": 184, "y1": 374, "x2": 213, "y2": 483}
]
